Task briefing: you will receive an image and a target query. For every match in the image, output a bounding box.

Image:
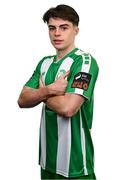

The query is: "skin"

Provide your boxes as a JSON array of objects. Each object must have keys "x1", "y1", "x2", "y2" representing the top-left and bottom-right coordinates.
[
  {"x1": 18, "y1": 71, "x2": 69, "y2": 108},
  {"x1": 48, "y1": 18, "x2": 79, "y2": 61},
  {"x1": 18, "y1": 17, "x2": 84, "y2": 117}
]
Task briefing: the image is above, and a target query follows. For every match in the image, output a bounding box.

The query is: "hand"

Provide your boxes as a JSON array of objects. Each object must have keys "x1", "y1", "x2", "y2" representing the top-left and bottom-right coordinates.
[
  {"x1": 47, "y1": 70, "x2": 70, "y2": 96},
  {"x1": 39, "y1": 70, "x2": 70, "y2": 96}
]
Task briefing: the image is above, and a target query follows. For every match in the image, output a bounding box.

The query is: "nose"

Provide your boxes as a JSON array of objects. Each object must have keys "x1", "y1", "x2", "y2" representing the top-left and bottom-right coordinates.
[{"x1": 55, "y1": 28, "x2": 61, "y2": 36}]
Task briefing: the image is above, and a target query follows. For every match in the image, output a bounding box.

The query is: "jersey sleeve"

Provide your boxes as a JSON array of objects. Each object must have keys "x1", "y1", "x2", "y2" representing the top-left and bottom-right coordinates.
[
  {"x1": 66, "y1": 54, "x2": 99, "y2": 100},
  {"x1": 24, "y1": 60, "x2": 42, "y2": 89}
]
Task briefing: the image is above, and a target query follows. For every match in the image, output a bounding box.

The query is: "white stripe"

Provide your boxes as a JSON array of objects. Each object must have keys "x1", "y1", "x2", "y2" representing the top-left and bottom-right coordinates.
[
  {"x1": 40, "y1": 57, "x2": 54, "y2": 82},
  {"x1": 55, "y1": 57, "x2": 74, "y2": 176},
  {"x1": 80, "y1": 110, "x2": 88, "y2": 175},
  {"x1": 55, "y1": 57, "x2": 74, "y2": 80},
  {"x1": 56, "y1": 115, "x2": 71, "y2": 177},
  {"x1": 40, "y1": 104, "x2": 46, "y2": 168},
  {"x1": 81, "y1": 54, "x2": 91, "y2": 73}
]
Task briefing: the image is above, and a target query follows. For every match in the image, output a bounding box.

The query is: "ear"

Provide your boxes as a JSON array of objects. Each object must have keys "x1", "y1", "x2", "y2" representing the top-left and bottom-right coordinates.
[
  {"x1": 75, "y1": 27, "x2": 79, "y2": 35},
  {"x1": 74, "y1": 26, "x2": 79, "y2": 35}
]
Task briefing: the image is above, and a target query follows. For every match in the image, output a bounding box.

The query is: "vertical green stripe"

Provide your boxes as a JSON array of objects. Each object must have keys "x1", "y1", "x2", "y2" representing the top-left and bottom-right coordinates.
[
  {"x1": 45, "y1": 110, "x2": 58, "y2": 171},
  {"x1": 44, "y1": 63, "x2": 55, "y2": 85},
  {"x1": 81, "y1": 108, "x2": 94, "y2": 173},
  {"x1": 69, "y1": 111, "x2": 84, "y2": 175},
  {"x1": 86, "y1": 136, "x2": 94, "y2": 172}
]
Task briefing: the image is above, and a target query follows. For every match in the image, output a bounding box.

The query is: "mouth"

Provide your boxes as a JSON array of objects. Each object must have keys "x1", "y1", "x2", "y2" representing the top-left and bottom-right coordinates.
[{"x1": 53, "y1": 40, "x2": 64, "y2": 44}]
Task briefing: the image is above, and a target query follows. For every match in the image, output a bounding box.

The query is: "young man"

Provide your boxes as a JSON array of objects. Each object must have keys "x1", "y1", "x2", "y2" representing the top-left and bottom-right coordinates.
[{"x1": 18, "y1": 4, "x2": 99, "y2": 179}]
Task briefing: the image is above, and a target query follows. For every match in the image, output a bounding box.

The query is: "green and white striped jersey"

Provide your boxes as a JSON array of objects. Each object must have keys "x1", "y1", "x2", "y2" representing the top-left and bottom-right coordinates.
[{"x1": 25, "y1": 48, "x2": 99, "y2": 178}]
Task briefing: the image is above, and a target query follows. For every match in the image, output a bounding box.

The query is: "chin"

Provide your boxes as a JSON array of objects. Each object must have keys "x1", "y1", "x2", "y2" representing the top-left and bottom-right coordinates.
[{"x1": 54, "y1": 45, "x2": 67, "y2": 51}]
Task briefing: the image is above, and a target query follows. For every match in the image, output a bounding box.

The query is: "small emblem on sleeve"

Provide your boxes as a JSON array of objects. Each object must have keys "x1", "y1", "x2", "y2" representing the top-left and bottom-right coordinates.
[{"x1": 71, "y1": 72, "x2": 92, "y2": 90}]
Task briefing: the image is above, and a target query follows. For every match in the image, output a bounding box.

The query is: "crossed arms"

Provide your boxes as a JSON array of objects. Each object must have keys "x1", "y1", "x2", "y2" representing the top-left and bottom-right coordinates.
[{"x1": 18, "y1": 71, "x2": 84, "y2": 118}]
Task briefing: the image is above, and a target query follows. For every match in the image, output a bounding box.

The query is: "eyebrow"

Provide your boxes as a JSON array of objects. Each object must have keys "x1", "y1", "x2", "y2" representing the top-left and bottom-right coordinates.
[{"x1": 48, "y1": 24, "x2": 70, "y2": 28}]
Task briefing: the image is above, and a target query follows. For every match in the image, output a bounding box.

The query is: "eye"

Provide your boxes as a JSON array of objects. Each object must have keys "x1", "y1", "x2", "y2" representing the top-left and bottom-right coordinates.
[
  {"x1": 48, "y1": 26, "x2": 55, "y2": 31},
  {"x1": 61, "y1": 26, "x2": 68, "y2": 31}
]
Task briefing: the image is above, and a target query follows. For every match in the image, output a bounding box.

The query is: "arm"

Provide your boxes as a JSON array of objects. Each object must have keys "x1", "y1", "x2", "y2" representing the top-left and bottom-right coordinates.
[
  {"x1": 45, "y1": 54, "x2": 99, "y2": 117},
  {"x1": 17, "y1": 71, "x2": 70, "y2": 108},
  {"x1": 17, "y1": 86, "x2": 52, "y2": 108},
  {"x1": 45, "y1": 93, "x2": 85, "y2": 117}
]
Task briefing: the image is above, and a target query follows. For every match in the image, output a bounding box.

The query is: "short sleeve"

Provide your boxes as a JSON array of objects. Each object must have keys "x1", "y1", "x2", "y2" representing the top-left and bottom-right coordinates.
[
  {"x1": 24, "y1": 60, "x2": 42, "y2": 89},
  {"x1": 66, "y1": 54, "x2": 99, "y2": 100}
]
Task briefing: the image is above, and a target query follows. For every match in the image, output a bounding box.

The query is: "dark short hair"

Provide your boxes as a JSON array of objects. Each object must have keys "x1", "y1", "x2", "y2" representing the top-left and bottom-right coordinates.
[{"x1": 43, "y1": 4, "x2": 79, "y2": 26}]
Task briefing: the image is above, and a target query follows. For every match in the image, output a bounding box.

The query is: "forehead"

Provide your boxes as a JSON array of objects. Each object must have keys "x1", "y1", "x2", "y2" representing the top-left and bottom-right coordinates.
[{"x1": 48, "y1": 18, "x2": 73, "y2": 26}]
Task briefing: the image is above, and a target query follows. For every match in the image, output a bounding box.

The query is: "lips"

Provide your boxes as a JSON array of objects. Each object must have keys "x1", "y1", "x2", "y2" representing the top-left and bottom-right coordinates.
[{"x1": 53, "y1": 40, "x2": 63, "y2": 44}]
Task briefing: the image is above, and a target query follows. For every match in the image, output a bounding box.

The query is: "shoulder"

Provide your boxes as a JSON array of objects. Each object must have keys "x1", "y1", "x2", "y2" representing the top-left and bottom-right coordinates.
[
  {"x1": 36, "y1": 55, "x2": 55, "y2": 66},
  {"x1": 70, "y1": 49, "x2": 99, "y2": 74},
  {"x1": 38, "y1": 55, "x2": 55, "y2": 63},
  {"x1": 74, "y1": 49, "x2": 98, "y2": 67},
  {"x1": 74, "y1": 49, "x2": 94, "y2": 60},
  {"x1": 33, "y1": 55, "x2": 55, "y2": 73}
]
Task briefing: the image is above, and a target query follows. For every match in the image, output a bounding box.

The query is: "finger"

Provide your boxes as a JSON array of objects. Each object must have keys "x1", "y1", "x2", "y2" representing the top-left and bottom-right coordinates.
[
  {"x1": 39, "y1": 76, "x2": 44, "y2": 87},
  {"x1": 62, "y1": 70, "x2": 70, "y2": 79}
]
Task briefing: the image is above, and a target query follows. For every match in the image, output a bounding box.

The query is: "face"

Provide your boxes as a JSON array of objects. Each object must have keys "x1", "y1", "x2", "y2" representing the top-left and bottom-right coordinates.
[{"x1": 48, "y1": 18, "x2": 79, "y2": 51}]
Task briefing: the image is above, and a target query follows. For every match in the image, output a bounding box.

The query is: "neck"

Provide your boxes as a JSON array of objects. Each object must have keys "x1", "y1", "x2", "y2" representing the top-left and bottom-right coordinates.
[{"x1": 56, "y1": 45, "x2": 76, "y2": 61}]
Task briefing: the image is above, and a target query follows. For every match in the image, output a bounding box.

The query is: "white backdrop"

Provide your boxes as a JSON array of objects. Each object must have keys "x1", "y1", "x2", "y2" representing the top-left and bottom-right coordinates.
[{"x1": 0, "y1": 0, "x2": 121, "y2": 179}]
